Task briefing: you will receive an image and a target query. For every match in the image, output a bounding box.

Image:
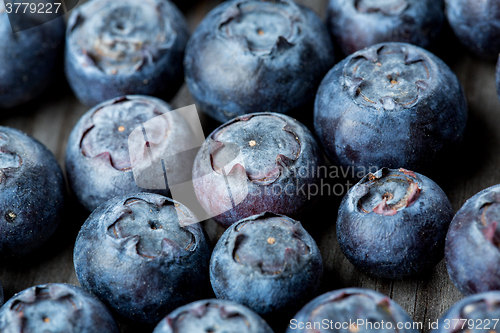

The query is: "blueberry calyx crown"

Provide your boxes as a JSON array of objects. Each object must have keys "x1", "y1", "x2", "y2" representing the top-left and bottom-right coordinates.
[
  {"x1": 68, "y1": 0, "x2": 174, "y2": 75},
  {"x1": 166, "y1": 301, "x2": 254, "y2": 332},
  {"x1": 8, "y1": 285, "x2": 80, "y2": 327},
  {"x1": 356, "y1": 168, "x2": 421, "y2": 216},
  {"x1": 230, "y1": 213, "x2": 311, "y2": 275},
  {"x1": 343, "y1": 44, "x2": 431, "y2": 111},
  {"x1": 209, "y1": 114, "x2": 301, "y2": 186},
  {"x1": 306, "y1": 291, "x2": 398, "y2": 325},
  {"x1": 106, "y1": 196, "x2": 198, "y2": 260},
  {"x1": 457, "y1": 299, "x2": 500, "y2": 323},
  {"x1": 218, "y1": 0, "x2": 301, "y2": 56},
  {"x1": 0, "y1": 133, "x2": 22, "y2": 183},
  {"x1": 354, "y1": 0, "x2": 409, "y2": 16},
  {"x1": 476, "y1": 200, "x2": 500, "y2": 248},
  {"x1": 80, "y1": 96, "x2": 169, "y2": 172}
]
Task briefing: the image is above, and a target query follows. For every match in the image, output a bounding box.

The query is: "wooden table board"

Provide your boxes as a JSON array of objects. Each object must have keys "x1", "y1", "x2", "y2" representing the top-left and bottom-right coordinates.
[{"x1": 0, "y1": 0, "x2": 497, "y2": 331}]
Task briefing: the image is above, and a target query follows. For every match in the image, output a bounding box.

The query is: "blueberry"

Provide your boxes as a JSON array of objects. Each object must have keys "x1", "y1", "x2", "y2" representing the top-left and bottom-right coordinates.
[
  {"x1": 192, "y1": 112, "x2": 325, "y2": 228},
  {"x1": 314, "y1": 43, "x2": 467, "y2": 176},
  {"x1": 445, "y1": 184, "x2": 500, "y2": 295},
  {"x1": 432, "y1": 291, "x2": 500, "y2": 333},
  {"x1": 65, "y1": 95, "x2": 197, "y2": 211},
  {"x1": 153, "y1": 299, "x2": 274, "y2": 333},
  {"x1": 65, "y1": 0, "x2": 189, "y2": 107},
  {"x1": 0, "y1": 126, "x2": 65, "y2": 258},
  {"x1": 0, "y1": 4, "x2": 65, "y2": 108},
  {"x1": 73, "y1": 193, "x2": 212, "y2": 325},
  {"x1": 327, "y1": 0, "x2": 444, "y2": 56},
  {"x1": 496, "y1": 58, "x2": 500, "y2": 102},
  {"x1": 210, "y1": 212, "x2": 322, "y2": 318},
  {"x1": 445, "y1": 0, "x2": 500, "y2": 59},
  {"x1": 337, "y1": 168, "x2": 454, "y2": 279},
  {"x1": 287, "y1": 288, "x2": 418, "y2": 333},
  {"x1": 0, "y1": 283, "x2": 119, "y2": 332},
  {"x1": 184, "y1": 0, "x2": 334, "y2": 123}
]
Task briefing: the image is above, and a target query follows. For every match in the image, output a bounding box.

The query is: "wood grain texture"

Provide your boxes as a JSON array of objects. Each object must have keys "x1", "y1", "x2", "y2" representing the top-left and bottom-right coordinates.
[{"x1": 0, "y1": 0, "x2": 498, "y2": 332}]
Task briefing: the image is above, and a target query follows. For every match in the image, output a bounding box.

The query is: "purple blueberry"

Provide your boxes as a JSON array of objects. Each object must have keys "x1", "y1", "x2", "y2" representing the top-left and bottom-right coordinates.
[
  {"x1": 446, "y1": 184, "x2": 500, "y2": 295},
  {"x1": 445, "y1": 0, "x2": 500, "y2": 59},
  {"x1": 287, "y1": 288, "x2": 418, "y2": 333},
  {"x1": 184, "y1": 0, "x2": 334, "y2": 123},
  {"x1": 314, "y1": 43, "x2": 467, "y2": 176},
  {"x1": 65, "y1": 0, "x2": 189, "y2": 106},
  {"x1": 337, "y1": 168, "x2": 454, "y2": 279},
  {"x1": 73, "y1": 193, "x2": 212, "y2": 325},
  {"x1": 192, "y1": 112, "x2": 325, "y2": 228},
  {"x1": 326, "y1": 0, "x2": 445, "y2": 56},
  {"x1": 65, "y1": 95, "x2": 196, "y2": 211},
  {"x1": 0, "y1": 283, "x2": 119, "y2": 332},
  {"x1": 0, "y1": 3, "x2": 65, "y2": 108},
  {"x1": 152, "y1": 299, "x2": 274, "y2": 333},
  {"x1": 432, "y1": 291, "x2": 500, "y2": 333},
  {"x1": 210, "y1": 212, "x2": 323, "y2": 318},
  {"x1": 0, "y1": 126, "x2": 65, "y2": 258}
]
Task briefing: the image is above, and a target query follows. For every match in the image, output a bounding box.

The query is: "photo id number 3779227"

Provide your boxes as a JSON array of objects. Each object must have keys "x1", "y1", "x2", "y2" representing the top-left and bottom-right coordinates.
[{"x1": 5, "y1": 2, "x2": 61, "y2": 14}]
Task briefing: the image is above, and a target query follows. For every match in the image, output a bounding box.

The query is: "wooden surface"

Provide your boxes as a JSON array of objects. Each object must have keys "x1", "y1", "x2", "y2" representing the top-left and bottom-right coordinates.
[{"x1": 0, "y1": 0, "x2": 498, "y2": 332}]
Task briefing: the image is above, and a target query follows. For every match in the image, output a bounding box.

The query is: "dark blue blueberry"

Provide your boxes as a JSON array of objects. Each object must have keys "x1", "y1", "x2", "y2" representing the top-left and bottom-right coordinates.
[
  {"x1": 326, "y1": 0, "x2": 445, "y2": 56},
  {"x1": 445, "y1": 184, "x2": 500, "y2": 295},
  {"x1": 73, "y1": 193, "x2": 212, "y2": 325},
  {"x1": 0, "y1": 4, "x2": 64, "y2": 108},
  {"x1": 184, "y1": 0, "x2": 334, "y2": 123},
  {"x1": 314, "y1": 43, "x2": 467, "y2": 176},
  {"x1": 153, "y1": 299, "x2": 274, "y2": 333},
  {"x1": 287, "y1": 288, "x2": 418, "y2": 333},
  {"x1": 0, "y1": 126, "x2": 65, "y2": 258},
  {"x1": 210, "y1": 212, "x2": 322, "y2": 318},
  {"x1": 337, "y1": 168, "x2": 454, "y2": 279},
  {"x1": 0, "y1": 283, "x2": 119, "y2": 332},
  {"x1": 65, "y1": 95, "x2": 196, "y2": 211},
  {"x1": 65, "y1": 0, "x2": 189, "y2": 107},
  {"x1": 496, "y1": 57, "x2": 500, "y2": 103},
  {"x1": 432, "y1": 291, "x2": 500, "y2": 333},
  {"x1": 192, "y1": 112, "x2": 325, "y2": 228},
  {"x1": 445, "y1": 0, "x2": 500, "y2": 59}
]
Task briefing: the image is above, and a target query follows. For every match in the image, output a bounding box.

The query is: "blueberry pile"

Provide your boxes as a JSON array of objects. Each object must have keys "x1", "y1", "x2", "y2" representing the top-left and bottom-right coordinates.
[{"x1": 2, "y1": 0, "x2": 500, "y2": 332}]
